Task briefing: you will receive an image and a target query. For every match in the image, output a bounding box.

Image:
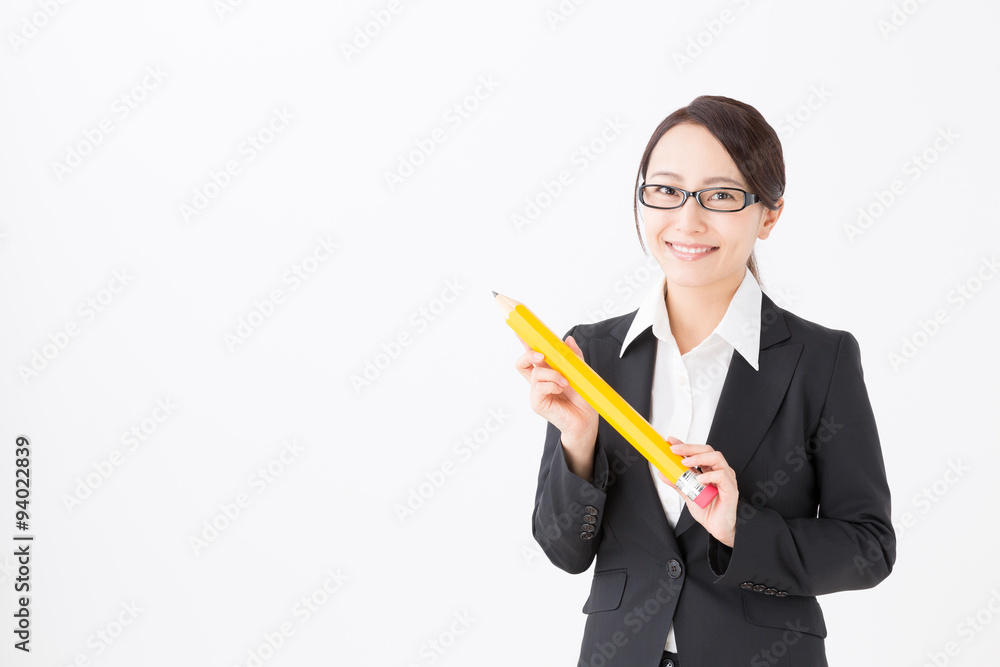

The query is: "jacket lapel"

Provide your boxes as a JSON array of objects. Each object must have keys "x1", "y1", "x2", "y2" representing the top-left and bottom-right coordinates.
[
  {"x1": 673, "y1": 293, "x2": 801, "y2": 537},
  {"x1": 594, "y1": 293, "x2": 802, "y2": 543}
]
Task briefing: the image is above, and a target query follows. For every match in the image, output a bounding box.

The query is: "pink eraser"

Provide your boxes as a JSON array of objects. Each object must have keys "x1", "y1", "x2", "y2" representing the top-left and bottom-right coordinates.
[{"x1": 693, "y1": 484, "x2": 718, "y2": 508}]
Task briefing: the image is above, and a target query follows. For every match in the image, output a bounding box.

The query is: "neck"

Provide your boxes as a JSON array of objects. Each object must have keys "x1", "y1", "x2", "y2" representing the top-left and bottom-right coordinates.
[{"x1": 664, "y1": 269, "x2": 745, "y2": 354}]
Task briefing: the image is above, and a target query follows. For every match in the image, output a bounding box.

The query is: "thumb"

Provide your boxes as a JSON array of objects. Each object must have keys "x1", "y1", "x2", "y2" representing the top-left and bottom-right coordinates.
[{"x1": 565, "y1": 335, "x2": 585, "y2": 359}]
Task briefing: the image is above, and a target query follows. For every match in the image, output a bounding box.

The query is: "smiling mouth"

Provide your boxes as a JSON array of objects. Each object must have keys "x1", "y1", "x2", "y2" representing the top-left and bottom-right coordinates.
[{"x1": 667, "y1": 242, "x2": 718, "y2": 255}]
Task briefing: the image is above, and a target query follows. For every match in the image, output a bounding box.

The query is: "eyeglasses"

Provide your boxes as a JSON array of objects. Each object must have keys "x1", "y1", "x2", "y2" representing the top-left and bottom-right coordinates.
[{"x1": 639, "y1": 183, "x2": 761, "y2": 212}]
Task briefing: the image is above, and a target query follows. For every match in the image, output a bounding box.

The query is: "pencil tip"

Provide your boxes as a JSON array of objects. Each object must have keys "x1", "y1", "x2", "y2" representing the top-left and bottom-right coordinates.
[{"x1": 491, "y1": 290, "x2": 498, "y2": 297}]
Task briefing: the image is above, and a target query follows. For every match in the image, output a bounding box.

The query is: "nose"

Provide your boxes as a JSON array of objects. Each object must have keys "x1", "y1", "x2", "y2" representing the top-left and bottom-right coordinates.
[{"x1": 673, "y1": 194, "x2": 707, "y2": 234}]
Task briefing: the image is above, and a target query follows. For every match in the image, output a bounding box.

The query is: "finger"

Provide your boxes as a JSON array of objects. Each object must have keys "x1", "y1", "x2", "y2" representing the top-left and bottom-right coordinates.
[
  {"x1": 531, "y1": 366, "x2": 570, "y2": 387},
  {"x1": 515, "y1": 348, "x2": 549, "y2": 372},
  {"x1": 564, "y1": 335, "x2": 584, "y2": 359},
  {"x1": 694, "y1": 470, "x2": 736, "y2": 491},
  {"x1": 532, "y1": 379, "x2": 567, "y2": 398},
  {"x1": 680, "y1": 451, "x2": 729, "y2": 470},
  {"x1": 514, "y1": 352, "x2": 540, "y2": 380},
  {"x1": 669, "y1": 441, "x2": 712, "y2": 458}
]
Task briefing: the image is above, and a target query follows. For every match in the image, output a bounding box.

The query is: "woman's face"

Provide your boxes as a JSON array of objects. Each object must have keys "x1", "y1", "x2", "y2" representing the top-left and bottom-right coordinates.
[{"x1": 641, "y1": 122, "x2": 782, "y2": 291}]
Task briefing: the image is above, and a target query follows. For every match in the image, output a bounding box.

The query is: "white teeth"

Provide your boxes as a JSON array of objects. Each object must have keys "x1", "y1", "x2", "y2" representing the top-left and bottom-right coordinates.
[{"x1": 670, "y1": 243, "x2": 715, "y2": 254}]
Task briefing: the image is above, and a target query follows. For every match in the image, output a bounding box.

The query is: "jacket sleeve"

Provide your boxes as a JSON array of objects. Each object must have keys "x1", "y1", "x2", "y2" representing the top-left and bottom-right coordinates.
[
  {"x1": 707, "y1": 331, "x2": 896, "y2": 596},
  {"x1": 531, "y1": 325, "x2": 612, "y2": 575}
]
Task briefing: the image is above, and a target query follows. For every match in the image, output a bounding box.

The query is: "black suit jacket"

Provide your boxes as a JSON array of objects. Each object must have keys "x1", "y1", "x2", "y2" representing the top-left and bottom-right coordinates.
[{"x1": 532, "y1": 292, "x2": 895, "y2": 667}]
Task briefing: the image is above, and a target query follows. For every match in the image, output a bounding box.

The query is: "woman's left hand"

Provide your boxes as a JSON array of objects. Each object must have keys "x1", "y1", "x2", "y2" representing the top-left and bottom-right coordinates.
[{"x1": 658, "y1": 436, "x2": 739, "y2": 547}]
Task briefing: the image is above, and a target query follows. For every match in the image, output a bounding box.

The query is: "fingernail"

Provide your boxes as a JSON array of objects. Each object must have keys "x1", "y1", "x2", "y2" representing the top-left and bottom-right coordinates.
[
  {"x1": 533, "y1": 352, "x2": 543, "y2": 361},
  {"x1": 669, "y1": 444, "x2": 681, "y2": 451}
]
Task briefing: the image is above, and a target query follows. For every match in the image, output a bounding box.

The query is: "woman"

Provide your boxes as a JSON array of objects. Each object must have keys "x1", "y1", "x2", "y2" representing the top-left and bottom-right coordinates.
[{"x1": 514, "y1": 95, "x2": 895, "y2": 666}]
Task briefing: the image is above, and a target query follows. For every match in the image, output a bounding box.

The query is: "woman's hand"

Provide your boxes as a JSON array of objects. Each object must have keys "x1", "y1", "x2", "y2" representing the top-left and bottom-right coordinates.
[
  {"x1": 513, "y1": 335, "x2": 598, "y2": 444},
  {"x1": 658, "y1": 436, "x2": 738, "y2": 547}
]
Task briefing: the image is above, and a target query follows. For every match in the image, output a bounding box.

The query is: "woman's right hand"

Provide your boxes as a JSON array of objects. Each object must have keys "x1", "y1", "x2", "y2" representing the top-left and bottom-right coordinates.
[{"x1": 514, "y1": 335, "x2": 599, "y2": 448}]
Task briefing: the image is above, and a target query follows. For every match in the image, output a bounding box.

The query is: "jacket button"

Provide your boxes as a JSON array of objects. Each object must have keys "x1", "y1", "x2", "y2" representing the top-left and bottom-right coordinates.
[
  {"x1": 775, "y1": 591, "x2": 788, "y2": 597},
  {"x1": 740, "y1": 582, "x2": 754, "y2": 590},
  {"x1": 580, "y1": 532, "x2": 594, "y2": 540},
  {"x1": 765, "y1": 588, "x2": 777, "y2": 595},
  {"x1": 582, "y1": 514, "x2": 597, "y2": 524},
  {"x1": 753, "y1": 584, "x2": 766, "y2": 592},
  {"x1": 581, "y1": 523, "x2": 595, "y2": 533},
  {"x1": 666, "y1": 559, "x2": 683, "y2": 579},
  {"x1": 584, "y1": 505, "x2": 598, "y2": 515}
]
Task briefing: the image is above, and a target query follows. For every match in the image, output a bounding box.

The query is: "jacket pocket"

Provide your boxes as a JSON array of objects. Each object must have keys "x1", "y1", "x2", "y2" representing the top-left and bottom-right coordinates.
[
  {"x1": 582, "y1": 569, "x2": 627, "y2": 614},
  {"x1": 742, "y1": 591, "x2": 827, "y2": 638}
]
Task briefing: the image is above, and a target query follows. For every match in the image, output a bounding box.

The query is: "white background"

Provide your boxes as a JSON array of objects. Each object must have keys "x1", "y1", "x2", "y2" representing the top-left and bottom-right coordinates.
[{"x1": 2, "y1": 1, "x2": 998, "y2": 665}]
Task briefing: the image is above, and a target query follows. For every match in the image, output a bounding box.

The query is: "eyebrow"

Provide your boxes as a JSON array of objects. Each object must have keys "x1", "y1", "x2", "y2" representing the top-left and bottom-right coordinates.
[{"x1": 647, "y1": 171, "x2": 744, "y2": 188}]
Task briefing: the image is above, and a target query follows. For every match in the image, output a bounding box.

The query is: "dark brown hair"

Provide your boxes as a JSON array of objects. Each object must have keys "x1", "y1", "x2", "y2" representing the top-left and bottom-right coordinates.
[{"x1": 633, "y1": 95, "x2": 785, "y2": 284}]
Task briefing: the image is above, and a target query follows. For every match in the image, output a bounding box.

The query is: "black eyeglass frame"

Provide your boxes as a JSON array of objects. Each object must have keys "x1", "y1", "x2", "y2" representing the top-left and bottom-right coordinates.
[{"x1": 638, "y1": 183, "x2": 761, "y2": 212}]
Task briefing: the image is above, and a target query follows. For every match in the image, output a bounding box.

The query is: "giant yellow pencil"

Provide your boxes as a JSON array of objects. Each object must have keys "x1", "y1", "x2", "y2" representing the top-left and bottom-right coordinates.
[{"x1": 495, "y1": 291, "x2": 718, "y2": 508}]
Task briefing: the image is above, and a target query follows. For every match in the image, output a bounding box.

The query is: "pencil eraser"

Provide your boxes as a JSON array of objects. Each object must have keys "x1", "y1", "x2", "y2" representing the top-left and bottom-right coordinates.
[{"x1": 693, "y1": 483, "x2": 718, "y2": 508}]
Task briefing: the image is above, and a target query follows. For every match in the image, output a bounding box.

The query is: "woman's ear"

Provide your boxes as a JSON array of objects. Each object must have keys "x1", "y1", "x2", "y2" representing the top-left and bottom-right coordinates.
[{"x1": 758, "y1": 197, "x2": 783, "y2": 240}]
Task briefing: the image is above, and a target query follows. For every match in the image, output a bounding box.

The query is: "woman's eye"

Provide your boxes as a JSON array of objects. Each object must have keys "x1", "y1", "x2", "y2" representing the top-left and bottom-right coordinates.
[
  {"x1": 710, "y1": 191, "x2": 732, "y2": 199},
  {"x1": 659, "y1": 187, "x2": 677, "y2": 195}
]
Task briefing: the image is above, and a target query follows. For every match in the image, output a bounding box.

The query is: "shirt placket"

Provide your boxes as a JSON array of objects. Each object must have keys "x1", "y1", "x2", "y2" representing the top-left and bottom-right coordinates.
[{"x1": 669, "y1": 349, "x2": 693, "y2": 443}]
